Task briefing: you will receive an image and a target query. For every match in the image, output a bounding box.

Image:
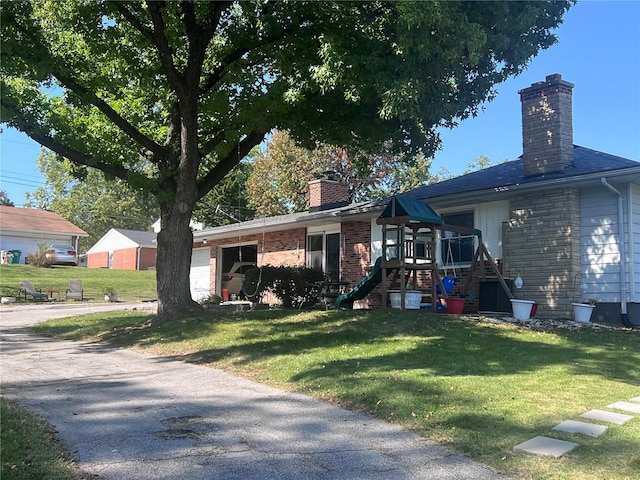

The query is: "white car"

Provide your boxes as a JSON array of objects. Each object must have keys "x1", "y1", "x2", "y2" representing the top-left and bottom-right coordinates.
[
  {"x1": 45, "y1": 244, "x2": 78, "y2": 266},
  {"x1": 221, "y1": 262, "x2": 256, "y2": 296}
]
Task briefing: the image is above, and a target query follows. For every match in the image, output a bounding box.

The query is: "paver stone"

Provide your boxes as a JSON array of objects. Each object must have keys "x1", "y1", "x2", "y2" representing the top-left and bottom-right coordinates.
[
  {"x1": 552, "y1": 420, "x2": 607, "y2": 438},
  {"x1": 513, "y1": 436, "x2": 578, "y2": 458},
  {"x1": 580, "y1": 409, "x2": 634, "y2": 426},
  {"x1": 606, "y1": 401, "x2": 640, "y2": 414}
]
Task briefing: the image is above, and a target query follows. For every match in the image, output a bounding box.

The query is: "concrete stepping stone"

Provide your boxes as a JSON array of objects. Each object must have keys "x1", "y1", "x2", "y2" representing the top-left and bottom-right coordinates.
[
  {"x1": 580, "y1": 409, "x2": 634, "y2": 425},
  {"x1": 606, "y1": 401, "x2": 640, "y2": 414},
  {"x1": 513, "y1": 436, "x2": 578, "y2": 458},
  {"x1": 552, "y1": 419, "x2": 607, "y2": 438},
  {"x1": 630, "y1": 396, "x2": 640, "y2": 404}
]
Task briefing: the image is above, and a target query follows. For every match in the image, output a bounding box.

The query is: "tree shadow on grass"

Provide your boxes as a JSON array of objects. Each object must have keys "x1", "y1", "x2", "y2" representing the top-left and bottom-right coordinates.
[
  {"x1": 36, "y1": 307, "x2": 639, "y2": 390},
  {"x1": 29, "y1": 308, "x2": 640, "y2": 479},
  {"x1": 157, "y1": 311, "x2": 640, "y2": 387}
]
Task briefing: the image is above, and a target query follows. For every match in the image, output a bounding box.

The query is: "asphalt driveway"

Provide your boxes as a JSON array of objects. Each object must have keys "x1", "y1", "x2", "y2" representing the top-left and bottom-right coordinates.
[{"x1": 1, "y1": 303, "x2": 508, "y2": 479}]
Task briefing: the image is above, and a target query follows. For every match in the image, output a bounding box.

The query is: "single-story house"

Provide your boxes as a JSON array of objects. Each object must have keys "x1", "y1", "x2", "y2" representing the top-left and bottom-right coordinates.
[
  {"x1": 191, "y1": 74, "x2": 640, "y2": 326},
  {"x1": 0, "y1": 206, "x2": 88, "y2": 264},
  {"x1": 86, "y1": 228, "x2": 157, "y2": 270}
]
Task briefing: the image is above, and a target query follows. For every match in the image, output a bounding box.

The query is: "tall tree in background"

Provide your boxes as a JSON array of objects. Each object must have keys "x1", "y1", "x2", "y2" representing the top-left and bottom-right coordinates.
[
  {"x1": 384, "y1": 153, "x2": 451, "y2": 195},
  {"x1": 246, "y1": 130, "x2": 318, "y2": 216},
  {"x1": 1, "y1": 1, "x2": 573, "y2": 320},
  {"x1": 0, "y1": 190, "x2": 15, "y2": 206},
  {"x1": 24, "y1": 150, "x2": 159, "y2": 250},
  {"x1": 247, "y1": 130, "x2": 441, "y2": 216},
  {"x1": 192, "y1": 161, "x2": 254, "y2": 226}
]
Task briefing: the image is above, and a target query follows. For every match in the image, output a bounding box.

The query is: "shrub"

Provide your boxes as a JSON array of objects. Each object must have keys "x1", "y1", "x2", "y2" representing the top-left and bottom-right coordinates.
[
  {"x1": 200, "y1": 293, "x2": 222, "y2": 305},
  {"x1": 243, "y1": 265, "x2": 324, "y2": 308},
  {"x1": 25, "y1": 249, "x2": 53, "y2": 268}
]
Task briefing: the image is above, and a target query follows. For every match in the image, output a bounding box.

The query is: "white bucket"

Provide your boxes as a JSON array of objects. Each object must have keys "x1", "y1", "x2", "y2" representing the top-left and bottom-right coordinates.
[
  {"x1": 405, "y1": 291, "x2": 422, "y2": 309},
  {"x1": 510, "y1": 299, "x2": 534, "y2": 321},
  {"x1": 572, "y1": 303, "x2": 595, "y2": 323},
  {"x1": 389, "y1": 291, "x2": 401, "y2": 309},
  {"x1": 390, "y1": 291, "x2": 422, "y2": 309}
]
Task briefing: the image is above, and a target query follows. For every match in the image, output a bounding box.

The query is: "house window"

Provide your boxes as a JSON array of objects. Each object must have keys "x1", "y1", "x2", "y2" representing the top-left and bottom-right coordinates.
[
  {"x1": 307, "y1": 232, "x2": 340, "y2": 280},
  {"x1": 441, "y1": 211, "x2": 474, "y2": 264}
]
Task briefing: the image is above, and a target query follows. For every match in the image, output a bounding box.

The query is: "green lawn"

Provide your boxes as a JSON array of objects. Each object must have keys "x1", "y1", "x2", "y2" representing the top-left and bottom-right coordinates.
[
  {"x1": 0, "y1": 264, "x2": 156, "y2": 302},
  {"x1": 33, "y1": 308, "x2": 640, "y2": 480},
  {"x1": 0, "y1": 397, "x2": 86, "y2": 480}
]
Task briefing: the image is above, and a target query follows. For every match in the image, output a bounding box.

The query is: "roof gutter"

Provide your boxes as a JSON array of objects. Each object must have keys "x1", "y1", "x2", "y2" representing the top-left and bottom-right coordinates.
[{"x1": 601, "y1": 177, "x2": 629, "y2": 324}]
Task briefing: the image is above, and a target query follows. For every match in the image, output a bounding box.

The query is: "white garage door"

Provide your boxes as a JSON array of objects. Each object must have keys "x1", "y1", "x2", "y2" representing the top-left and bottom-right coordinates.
[{"x1": 190, "y1": 247, "x2": 211, "y2": 301}]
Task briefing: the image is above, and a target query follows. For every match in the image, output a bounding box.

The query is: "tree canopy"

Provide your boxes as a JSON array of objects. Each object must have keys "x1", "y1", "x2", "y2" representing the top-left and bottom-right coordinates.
[
  {"x1": 246, "y1": 130, "x2": 442, "y2": 216},
  {"x1": 0, "y1": 190, "x2": 15, "y2": 206},
  {"x1": 0, "y1": 0, "x2": 573, "y2": 320},
  {"x1": 192, "y1": 161, "x2": 254, "y2": 226},
  {"x1": 25, "y1": 150, "x2": 159, "y2": 250}
]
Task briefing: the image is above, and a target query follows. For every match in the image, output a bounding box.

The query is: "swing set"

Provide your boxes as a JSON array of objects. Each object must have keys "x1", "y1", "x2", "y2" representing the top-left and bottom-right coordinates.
[{"x1": 376, "y1": 196, "x2": 512, "y2": 311}]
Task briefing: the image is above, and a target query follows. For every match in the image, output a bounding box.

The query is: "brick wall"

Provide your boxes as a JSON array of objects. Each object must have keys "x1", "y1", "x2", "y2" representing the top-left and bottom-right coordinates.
[
  {"x1": 519, "y1": 74, "x2": 574, "y2": 176},
  {"x1": 87, "y1": 251, "x2": 108, "y2": 268},
  {"x1": 503, "y1": 188, "x2": 581, "y2": 318},
  {"x1": 87, "y1": 248, "x2": 156, "y2": 270},
  {"x1": 138, "y1": 247, "x2": 157, "y2": 270},
  {"x1": 262, "y1": 228, "x2": 307, "y2": 267},
  {"x1": 341, "y1": 220, "x2": 376, "y2": 307},
  {"x1": 207, "y1": 228, "x2": 306, "y2": 294},
  {"x1": 307, "y1": 179, "x2": 349, "y2": 209},
  {"x1": 112, "y1": 248, "x2": 137, "y2": 270}
]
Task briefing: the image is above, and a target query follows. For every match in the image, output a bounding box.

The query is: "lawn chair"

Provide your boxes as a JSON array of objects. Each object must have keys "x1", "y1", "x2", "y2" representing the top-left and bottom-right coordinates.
[
  {"x1": 66, "y1": 279, "x2": 83, "y2": 301},
  {"x1": 19, "y1": 280, "x2": 48, "y2": 301}
]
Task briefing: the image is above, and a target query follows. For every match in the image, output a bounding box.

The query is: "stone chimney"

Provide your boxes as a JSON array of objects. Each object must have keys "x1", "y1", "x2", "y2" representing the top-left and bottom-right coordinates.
[
  {"x1": 307, "y1": 171, "x2": 349, "y2": 211},
  {"x1": 519, "y1": 73, "x2": 575, "y2": 176}
]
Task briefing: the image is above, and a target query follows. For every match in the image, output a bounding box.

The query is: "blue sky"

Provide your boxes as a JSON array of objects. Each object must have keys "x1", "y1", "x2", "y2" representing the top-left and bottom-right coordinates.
[{"x1": 1, "y1": 1, "x2": 639, "y2": 207}]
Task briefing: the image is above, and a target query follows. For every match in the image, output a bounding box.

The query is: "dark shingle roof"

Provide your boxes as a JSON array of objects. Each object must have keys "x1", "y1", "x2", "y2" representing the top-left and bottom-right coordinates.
[
  {"x1": 114, "y1": 229, "x2": 157, "y2": 247},
  {"x1": 401, "y1": 146, "x2": 639, "y2": 201}
]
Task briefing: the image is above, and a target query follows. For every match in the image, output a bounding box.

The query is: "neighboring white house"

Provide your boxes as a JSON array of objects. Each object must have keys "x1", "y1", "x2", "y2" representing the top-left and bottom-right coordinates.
[
  {"x1": 0, "y1": 206, "x2": 88, "y2": 264},
  {"x1": 86, "y1": 228, "x2": 157, "y2": 270}
]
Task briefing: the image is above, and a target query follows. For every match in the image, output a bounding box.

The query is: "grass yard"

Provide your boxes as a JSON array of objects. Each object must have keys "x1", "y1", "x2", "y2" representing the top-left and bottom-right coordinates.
[
  {"x1": 0, "y1": 264, "x2": 156, "y2": 302},
  {"x1": 33, "y1": 308, "x2": 640, "y2": 480},
  {"x1": 0, "y1": 397, "x2": 89, "y2": 480}
]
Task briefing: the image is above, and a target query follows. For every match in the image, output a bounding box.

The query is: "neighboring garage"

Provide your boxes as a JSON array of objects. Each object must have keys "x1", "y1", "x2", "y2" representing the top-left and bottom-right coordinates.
[
  {"x1": 86, "y1": 228, "x2": 157, "y2": 270},
  {"x1": 220, "y1": 245, "x2": 258, "y2": 277},
  {"x1": 188, "y1": 244, "x2": 257, "y2": 302},
  {"x1": 219, "y1": 244, "x2": 257, "y2": 297},
  {"x1": 190, "y1": 247, "x2": 212, "y2": 301},
  {"x1": 0, "y1": 205, "x2": 88, "y2": 264}
]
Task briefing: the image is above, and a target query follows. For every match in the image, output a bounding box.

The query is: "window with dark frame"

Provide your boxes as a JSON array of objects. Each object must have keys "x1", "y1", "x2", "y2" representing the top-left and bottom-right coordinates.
[
  {"x1": 441, "y1": 211, "x2": 474, "y2": 264},
  {"x1": 307, "y1": 232, "x2": 340, "y2": 281}
]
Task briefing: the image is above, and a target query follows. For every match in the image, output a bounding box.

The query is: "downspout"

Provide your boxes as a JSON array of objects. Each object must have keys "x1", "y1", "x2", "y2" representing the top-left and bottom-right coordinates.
[
  {"x1": 628, "y1": 186, "x2": 636, "y2": 305},
  {"x1": 601, "y1": 178, "x2": 628, "y2": 324},
  {"x1": 136, "y1": 247, "x2": 141, "y2": 271}
]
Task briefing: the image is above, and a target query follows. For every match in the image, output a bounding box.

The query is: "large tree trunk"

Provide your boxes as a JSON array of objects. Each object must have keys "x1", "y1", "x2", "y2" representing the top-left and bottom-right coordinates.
[{"x1": 155, "y1": 206, "x2": 202, "y2": 322}]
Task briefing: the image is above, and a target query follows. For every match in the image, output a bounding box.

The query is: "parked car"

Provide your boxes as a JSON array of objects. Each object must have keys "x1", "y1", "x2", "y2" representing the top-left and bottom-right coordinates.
[
  {"x1": 45, "y1": 244, "x2": 78, "y2": 266},
  {"x1": 221, "y1": 262, "x2": 256, "y2": 296}
]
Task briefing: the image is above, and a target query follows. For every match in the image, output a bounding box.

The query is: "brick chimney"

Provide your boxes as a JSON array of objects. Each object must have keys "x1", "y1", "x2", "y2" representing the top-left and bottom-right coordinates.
[
  {"x1": 307, "y1": 171, "x2": 349, "y2": 211},
  {"x1": 519, "y1": 73, "x2": 575, "y2": 176}
]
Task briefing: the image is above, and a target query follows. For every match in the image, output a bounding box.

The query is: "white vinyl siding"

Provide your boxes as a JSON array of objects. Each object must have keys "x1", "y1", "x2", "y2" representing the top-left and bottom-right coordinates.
[
  {"x1": 580, "y1": 185, "x2": 630, "y2": 303},
  {"x1": 86, "y1": 230, "x2": 139, "y2": 254},
  {"x1": 475, "y1": 201, "x2": 510, "y2": 260},
  {"x1": 0, "y1": 234, "x2": 74, "y2": 264},
  {"x1": 438, "y1": 200, "x2": 509, "y2": 264},
  {"x1": 631, "y1": 183, "x2": 640, "y2": 302}
]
